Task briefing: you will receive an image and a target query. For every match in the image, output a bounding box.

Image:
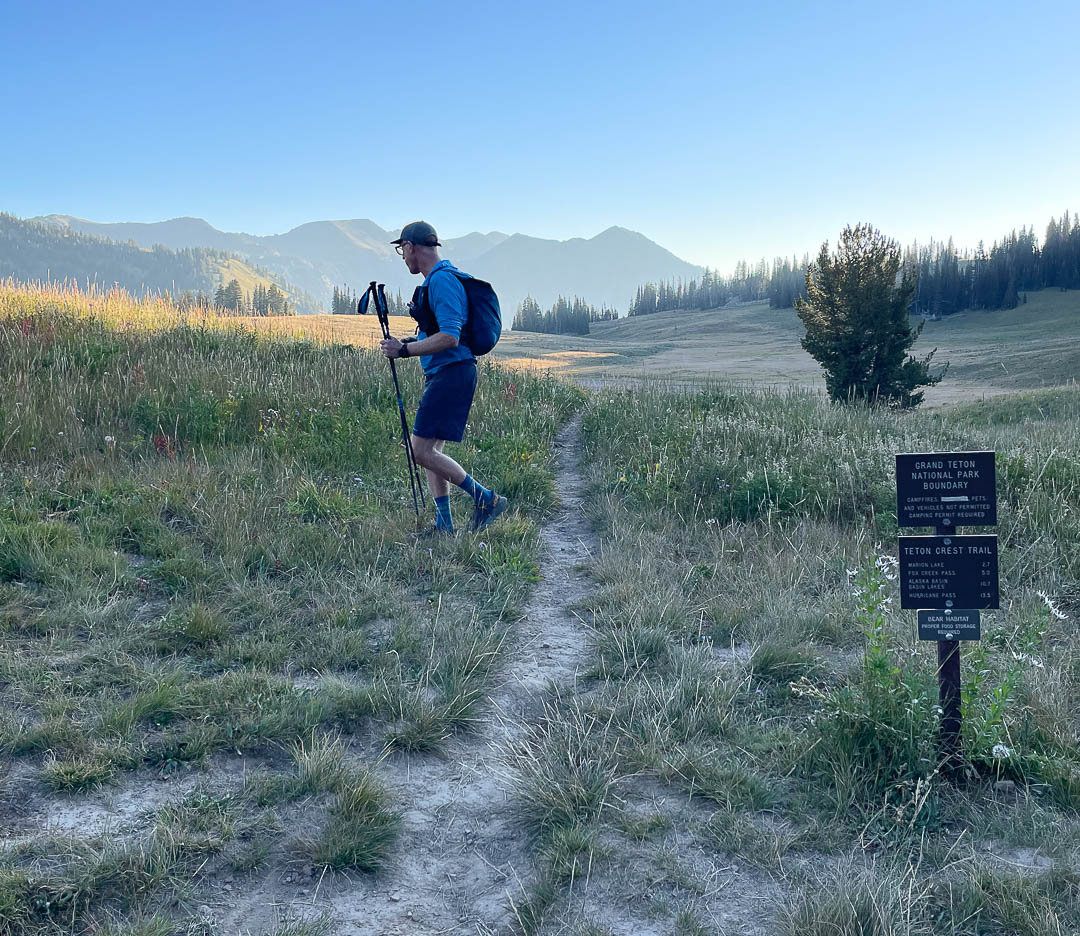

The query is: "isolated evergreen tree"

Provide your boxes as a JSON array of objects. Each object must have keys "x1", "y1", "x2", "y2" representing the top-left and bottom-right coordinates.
[{"x1": 796, "y1": 224, "x2": 945, "y2": 407}]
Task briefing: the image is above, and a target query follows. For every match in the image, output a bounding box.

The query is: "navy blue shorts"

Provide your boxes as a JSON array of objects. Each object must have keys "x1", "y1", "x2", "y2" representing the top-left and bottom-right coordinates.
[{"x1": 413, "y1": 360, "x2": 478, "y2": 443}]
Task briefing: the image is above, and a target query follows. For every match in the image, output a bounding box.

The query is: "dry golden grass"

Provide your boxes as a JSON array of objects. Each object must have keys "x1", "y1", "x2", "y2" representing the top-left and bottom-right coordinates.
[
  {"x1": 227, "y1": 312, "x2": 413, "y2": 347},
  {"x1": 0, "y1": 281, "x2": 617, "y2": 378}
]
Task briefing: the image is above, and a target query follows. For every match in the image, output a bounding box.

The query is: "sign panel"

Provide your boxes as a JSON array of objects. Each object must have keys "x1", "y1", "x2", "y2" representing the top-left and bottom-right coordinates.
[
  {"x1": 918, "y1": 609, "x2": 981, "y2": 641},
  {"x1": 899, "y1": 535, "x2": 999, "y2": 609},
  {"x1": 896, "y1": 452, "x2": 996, "y2": 528}
]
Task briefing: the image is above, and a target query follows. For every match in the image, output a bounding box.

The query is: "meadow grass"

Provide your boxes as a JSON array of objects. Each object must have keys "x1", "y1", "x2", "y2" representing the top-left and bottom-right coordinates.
[
  {"x1": 0, "y1": 284, "x2": 581, "y2": 932},
  {"x1": 507, "y1": 381, "x2": 1080, "y2": 930},
  {"x1": 6, "y1": 280, "x2": 1080, "y2": 933}
]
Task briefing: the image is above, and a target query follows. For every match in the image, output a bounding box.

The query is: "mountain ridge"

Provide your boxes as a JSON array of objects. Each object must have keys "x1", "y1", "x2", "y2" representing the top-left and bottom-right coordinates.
[
  {"x1": 32, "y1": 214, "x2": 703, "y2": 313},
  {"x1": 2, "y1": 213, "x2": 321, "y2": 313}
]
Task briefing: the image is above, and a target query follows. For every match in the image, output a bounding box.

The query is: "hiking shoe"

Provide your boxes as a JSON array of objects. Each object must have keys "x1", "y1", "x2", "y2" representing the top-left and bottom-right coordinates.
[
  {"x1": 413, "y1": 524, "x2": 454, "y2": 541},
  {"x1": 473, "y1": 493, "x2": 508, "y2": 532}
]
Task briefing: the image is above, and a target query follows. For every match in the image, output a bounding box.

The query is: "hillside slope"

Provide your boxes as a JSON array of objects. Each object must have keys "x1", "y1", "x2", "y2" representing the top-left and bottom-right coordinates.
[
  {"x1": 3, "y1": 213, "x2": 320, "y2": 312},
  {"x1": 493, "y1": 288, "x2": 1080, "y2": 404}
]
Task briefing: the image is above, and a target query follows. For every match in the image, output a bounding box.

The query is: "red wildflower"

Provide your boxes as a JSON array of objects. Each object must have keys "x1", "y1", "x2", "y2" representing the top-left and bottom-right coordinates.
[{"x1": 152, "y1": 434, "x2": 176, "y2": 459}]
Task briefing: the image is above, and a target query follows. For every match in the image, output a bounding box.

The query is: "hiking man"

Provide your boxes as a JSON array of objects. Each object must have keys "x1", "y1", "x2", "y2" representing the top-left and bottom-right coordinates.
[{"x1": 379, "y1": 220, "x2": 507, "y2": 536}]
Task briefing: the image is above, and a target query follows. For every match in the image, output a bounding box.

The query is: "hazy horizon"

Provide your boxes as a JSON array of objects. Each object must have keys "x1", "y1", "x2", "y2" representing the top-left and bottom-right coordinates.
[{"x1": 24, "y1": 209, "x2": 1079, "y2": 274}]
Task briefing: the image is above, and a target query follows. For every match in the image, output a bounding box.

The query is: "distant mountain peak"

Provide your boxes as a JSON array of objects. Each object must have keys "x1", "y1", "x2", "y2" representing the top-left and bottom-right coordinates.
[{"x1": 22, "y1": 212, "x2": 701, "y2": 313}]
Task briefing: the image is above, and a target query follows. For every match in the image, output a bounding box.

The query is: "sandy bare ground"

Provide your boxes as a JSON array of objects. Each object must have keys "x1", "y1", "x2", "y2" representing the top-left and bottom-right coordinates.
[{"x1": 212, "y1": 415, "x2": 596, "y2": 935}]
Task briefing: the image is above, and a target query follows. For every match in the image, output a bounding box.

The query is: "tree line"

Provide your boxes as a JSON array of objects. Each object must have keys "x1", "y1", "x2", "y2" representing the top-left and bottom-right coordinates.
[
  {"x1": 203, "y1": 279, "x2": 291, "y2": 315},
  {"x1": 330, "y1": 284, "x2": 407, "y2": 315},
  {"x1": 511, "y1": 295, "x2": 617, "y2": 336},
  {"x1": 910, "y1": 212, "x2": 1080, "y2": 315},
  {"x1": 627, "y1": 258, "x2": 811, "y2": 316},
  {"x1": 629, "y1": 210, "x2": 1079, "y2": 317}
]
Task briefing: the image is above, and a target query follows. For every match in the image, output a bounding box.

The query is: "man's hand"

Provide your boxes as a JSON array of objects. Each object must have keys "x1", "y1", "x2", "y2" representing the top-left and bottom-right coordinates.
[{"x1": 380, "y1": 338, "x2": 404, "y2": 359}]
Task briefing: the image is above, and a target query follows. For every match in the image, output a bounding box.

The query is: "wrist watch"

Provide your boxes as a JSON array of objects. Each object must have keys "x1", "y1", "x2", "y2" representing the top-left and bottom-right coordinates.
[{"x1": 399, "y1": 341, "x2": 410, "y2": 358}]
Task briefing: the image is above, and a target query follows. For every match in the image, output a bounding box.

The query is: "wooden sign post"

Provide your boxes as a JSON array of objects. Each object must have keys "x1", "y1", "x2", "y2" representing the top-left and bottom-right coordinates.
[{"x1": 896, "y1": 452, "x2": 997, "y2": 774}]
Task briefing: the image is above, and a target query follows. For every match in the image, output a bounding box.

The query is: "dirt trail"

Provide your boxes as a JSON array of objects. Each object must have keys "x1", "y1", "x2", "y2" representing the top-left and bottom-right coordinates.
[{"x1": 223, "y1": 414, "x2": 596, "y2": 935}]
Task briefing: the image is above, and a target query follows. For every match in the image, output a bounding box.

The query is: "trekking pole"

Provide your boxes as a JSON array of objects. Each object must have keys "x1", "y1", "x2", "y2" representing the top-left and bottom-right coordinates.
[{"x1": 363, "y1": 281, "x2": 423, "y2": 517}]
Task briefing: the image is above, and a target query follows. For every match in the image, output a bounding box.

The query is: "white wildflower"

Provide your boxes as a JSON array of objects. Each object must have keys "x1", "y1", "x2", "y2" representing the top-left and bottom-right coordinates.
[
  {"x1": 875, "y1": 554, "x2": 899, "y2": 581},
  {"x1": 992, "y1": 744, "x2": 1013, "y2": 760},
  {"x1": 104, "y1": 435, "x2": 115, "y2": 444},
  {"x1": 1035, "y1": 590, "x2": 1068, "y2": 621}
]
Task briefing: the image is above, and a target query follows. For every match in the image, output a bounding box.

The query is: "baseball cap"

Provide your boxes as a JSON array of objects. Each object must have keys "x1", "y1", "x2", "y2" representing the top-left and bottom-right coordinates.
[{"x1": 391, "y1": 221, "x2": 441, "y2": 247}]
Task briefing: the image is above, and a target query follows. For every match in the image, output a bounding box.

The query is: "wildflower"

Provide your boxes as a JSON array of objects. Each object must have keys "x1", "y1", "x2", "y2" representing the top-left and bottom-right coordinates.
[
  {"x1": 875, "y1": 554, "x2": 899, "y2": 581},
  {"x1": 1035, "y1": 590, "x2": 1068, "y2": 621},
  {"x1": 57, "y1": 431, "x2": 64, "y2": 436},
  {"x1": 705, "y1": 518, "x2": 719, "y2": 527},
  {"x1": 992, "y1": 744, "x2": 1013, "y2": 760},
  {"x1": 104, "y1": 435, "x2": 114, "y2": 444}
]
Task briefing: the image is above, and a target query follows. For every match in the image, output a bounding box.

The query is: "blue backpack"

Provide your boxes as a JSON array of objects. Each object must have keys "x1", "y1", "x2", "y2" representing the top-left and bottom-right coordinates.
[{"x1": 411, "y1": 270, "x2": 502, "y2": 356}]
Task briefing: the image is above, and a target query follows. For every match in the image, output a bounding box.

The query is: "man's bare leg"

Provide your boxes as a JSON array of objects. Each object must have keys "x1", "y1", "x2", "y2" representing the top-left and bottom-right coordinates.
[
  {"x1": 410, "y1": 434, "x2": 505, "y2": 532},
  {"x1": 411, "y1": 435, "x2": 466, "y2": 494}
]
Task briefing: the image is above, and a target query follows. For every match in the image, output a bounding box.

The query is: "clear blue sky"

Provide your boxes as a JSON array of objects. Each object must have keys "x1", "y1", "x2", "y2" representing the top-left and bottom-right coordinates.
[{"x1": 2, "y1": 0, "x2": 1077, "y2": 269}]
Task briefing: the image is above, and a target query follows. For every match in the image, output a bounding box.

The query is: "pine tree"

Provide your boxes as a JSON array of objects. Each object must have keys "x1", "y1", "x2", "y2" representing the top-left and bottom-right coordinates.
[
  {"x1": 512, "y1": 296, "x2": 543, "y2": 332},
  {"x1": 266, "y1": 284, "x2": 286, "y2": 315},
  {"x1": 214, "y1": 278, "x2": 244, "y2": 313},
  {"x1": 796, "y1": 224, "x2": 946, "y2": 407}
]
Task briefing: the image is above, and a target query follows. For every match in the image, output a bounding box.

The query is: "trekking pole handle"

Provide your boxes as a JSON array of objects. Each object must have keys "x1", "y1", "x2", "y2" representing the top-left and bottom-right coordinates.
[{"x1": 370, "y1": 281, "x2": 392, "y2": 340}]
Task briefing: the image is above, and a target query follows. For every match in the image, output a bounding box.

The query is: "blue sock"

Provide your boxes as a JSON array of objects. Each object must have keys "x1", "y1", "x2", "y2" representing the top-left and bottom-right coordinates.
[
  {"x1": 434, "y1": 495, "x2": 454, "y2": 531},
  {"x1": 457, "y1": 474, "x2": 493, "y2": 508}
]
